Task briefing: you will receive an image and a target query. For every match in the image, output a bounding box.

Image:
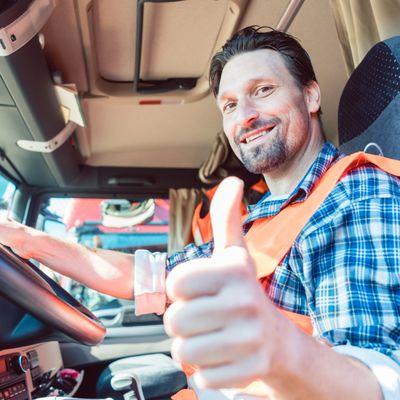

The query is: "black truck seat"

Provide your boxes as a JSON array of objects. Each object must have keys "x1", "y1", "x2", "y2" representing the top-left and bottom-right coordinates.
[{"x1": 338, "y1": 36, "x2": 400, "y2": 156}]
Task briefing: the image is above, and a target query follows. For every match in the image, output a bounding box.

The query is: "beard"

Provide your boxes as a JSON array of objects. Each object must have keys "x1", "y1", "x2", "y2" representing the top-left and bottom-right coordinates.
[{"x1": 236, "y1": 120, "x2": 288, "y2": 174}]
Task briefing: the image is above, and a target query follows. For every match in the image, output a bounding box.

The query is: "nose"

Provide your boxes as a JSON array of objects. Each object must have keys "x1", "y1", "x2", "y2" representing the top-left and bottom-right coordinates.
[{"x1": 237, "y1": 102, "x2": 259, "y2": 129}]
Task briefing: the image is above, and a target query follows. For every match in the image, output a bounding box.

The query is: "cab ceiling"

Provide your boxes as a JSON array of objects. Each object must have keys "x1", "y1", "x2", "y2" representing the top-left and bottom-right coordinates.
[{"x1": 41, "y1": 0, "x2": 347, "y2": 169}]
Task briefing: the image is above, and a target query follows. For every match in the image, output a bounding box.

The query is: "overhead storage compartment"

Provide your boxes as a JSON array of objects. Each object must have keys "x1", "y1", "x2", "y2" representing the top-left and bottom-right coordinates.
[
  {"x1": 93, "y1": 0, "x2": 230, "y2": 89},
  {"x1": 75, "y1": 0, "x2": 249, "y2": 99},
  {"x1": 0, "y1": 0, "x2": 80, "y2": 187}
]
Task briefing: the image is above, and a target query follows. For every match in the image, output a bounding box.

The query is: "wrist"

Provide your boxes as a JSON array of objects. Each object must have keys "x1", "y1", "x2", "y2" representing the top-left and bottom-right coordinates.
[
  {"x1": 21, "y1": 226, "x2": 47, "y2": 259},
  {"x1": 263, "y1": 315, "x2": 312, "y2": 389}
]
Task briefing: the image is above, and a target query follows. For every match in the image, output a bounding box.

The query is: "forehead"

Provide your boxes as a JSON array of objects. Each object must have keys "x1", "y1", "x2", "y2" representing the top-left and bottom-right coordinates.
[{"x1": 218, "y1": 49, "x2": 294, "y2": 99}]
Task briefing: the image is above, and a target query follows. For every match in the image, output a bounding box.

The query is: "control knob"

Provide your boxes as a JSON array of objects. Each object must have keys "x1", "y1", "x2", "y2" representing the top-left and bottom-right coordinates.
[{"x1": 10, "y1": 355, "x2": 29, "y2": 374}]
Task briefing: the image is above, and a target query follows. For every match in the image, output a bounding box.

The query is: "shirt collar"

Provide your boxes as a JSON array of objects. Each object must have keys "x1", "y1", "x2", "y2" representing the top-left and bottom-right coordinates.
[
  {"x1": 245, "y1": 141, "x2": 341, "y2": 223},
  {"x1": 284, "y1": 141, "x2": 341, "y2": 205}
]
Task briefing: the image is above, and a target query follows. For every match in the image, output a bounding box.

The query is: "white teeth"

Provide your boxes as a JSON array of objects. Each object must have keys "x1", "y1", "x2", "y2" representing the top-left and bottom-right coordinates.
[
  {"x1": 246, "y1": 132, "x2": 263, "y2": 143},
  {"x1": 245, "y1": 127, "x2": 273, "y2": 143}
]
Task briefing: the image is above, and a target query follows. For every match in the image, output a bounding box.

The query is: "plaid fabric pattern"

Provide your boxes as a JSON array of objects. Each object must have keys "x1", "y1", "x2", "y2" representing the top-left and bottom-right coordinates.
[{"x1": 166, "y1": 142, "x2": 400, "y2": 363}]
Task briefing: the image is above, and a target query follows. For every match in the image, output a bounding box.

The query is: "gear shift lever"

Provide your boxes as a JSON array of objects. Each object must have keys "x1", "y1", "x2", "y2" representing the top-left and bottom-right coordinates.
[{"x1": 111, "y1": 372, "x2": 145, "y2": 400}]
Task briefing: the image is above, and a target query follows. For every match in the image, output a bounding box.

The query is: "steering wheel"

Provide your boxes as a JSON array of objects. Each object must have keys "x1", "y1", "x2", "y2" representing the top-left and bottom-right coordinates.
[{"x1": 0, "y1": 244, "x2": 106, "y2": 345}]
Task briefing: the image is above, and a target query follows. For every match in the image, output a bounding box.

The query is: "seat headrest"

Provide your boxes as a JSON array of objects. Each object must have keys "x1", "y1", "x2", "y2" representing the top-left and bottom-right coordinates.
[{"x1": 338, "y1": 36, "x2": 400, "y2": 158}]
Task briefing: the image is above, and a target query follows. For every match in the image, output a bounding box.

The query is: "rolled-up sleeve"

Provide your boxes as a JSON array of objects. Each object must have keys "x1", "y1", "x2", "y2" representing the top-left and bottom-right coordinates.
[
  {"x1": 134, "y1": 240, "x2": 214, "y2": 315},
  {"x1": 333, "y1": 345, "x2": 400, "y2": 399}
]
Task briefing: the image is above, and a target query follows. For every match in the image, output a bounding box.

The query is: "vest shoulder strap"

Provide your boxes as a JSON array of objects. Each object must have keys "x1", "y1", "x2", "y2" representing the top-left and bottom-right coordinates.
[{"x1": 246, "y1": 152, "x2": 400, "y2": 278}]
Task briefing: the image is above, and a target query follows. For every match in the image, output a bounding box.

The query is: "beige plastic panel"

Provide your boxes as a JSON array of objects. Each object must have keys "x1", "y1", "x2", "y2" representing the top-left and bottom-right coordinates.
[
  {"x1": 288, "y1": 0, "x2": 347, "y2": 145},
  {"x1": 41, "y1": 0, "x2": 88, "y2": 92},
  {"x1": 83, "y1": 94, "x2": 223, "y2": 168},
  {"x1": 239, "y1": 0, "x2": 347, "y2": 145},
  {"x1": 75, "y1": 0, "x2": 249, "y2": 100},
  {"x1": 239, "y1": 0, "x2": 285, "y2": 29},
  {"x1": 42, "y1": 0, "x2": 346, "y2": 167},
  {"x1": 93, "y1": 0, "x2": 229, "y2": 81}
]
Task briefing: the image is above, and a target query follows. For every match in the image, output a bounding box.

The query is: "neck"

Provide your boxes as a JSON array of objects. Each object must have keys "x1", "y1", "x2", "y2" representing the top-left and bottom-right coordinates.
[{"x1": 262, "y1": 122, "x2": 325, "y2": 196}]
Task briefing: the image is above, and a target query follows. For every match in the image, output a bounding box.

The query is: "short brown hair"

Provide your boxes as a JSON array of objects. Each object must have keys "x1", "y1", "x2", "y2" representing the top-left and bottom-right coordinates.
[{"x1": 209, "y1": 26, "x2": 318, "y2": 97}]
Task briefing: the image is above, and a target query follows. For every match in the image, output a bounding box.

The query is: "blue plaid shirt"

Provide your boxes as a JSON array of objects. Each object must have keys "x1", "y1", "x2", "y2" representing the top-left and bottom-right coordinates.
[{"x1": 167, "y1": 142, "x2": 400, "y2": 364}]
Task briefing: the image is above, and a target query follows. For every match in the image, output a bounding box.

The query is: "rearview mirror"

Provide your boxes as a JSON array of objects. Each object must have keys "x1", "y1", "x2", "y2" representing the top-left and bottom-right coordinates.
[{"x1": 101, "y1": 199, "x2": 155, "y2": 228}]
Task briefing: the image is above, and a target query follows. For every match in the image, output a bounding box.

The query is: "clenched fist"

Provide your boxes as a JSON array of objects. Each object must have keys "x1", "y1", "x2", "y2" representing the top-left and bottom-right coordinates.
[{"x1": 164, "y1": 177, "x2": 297, "y2": 391}]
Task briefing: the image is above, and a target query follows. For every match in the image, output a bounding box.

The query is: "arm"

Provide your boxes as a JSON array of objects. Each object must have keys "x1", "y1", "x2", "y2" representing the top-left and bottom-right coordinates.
[
  {"x1": 164, "y1": 178, "x2": 399, "y2": 399},
  {"x1": 165, "y1": 249, "x2": 384, "y2": 400},
  {"x1": 0, "y1": 218, "x2": 213, "y2": 302},
  {"x1": 0, "y1": 219, "x2": 135, "y2": 299},
  {"x1": 269, "y1": 195, "x2": 400, "y2": 399},
  {"x1": 265, "y1": 324, "x2": 384, "y2": 399}
]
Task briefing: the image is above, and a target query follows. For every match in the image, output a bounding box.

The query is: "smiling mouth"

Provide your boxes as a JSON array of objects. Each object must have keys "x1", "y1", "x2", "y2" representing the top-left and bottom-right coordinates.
[{"x1": 240, "y1": 125, "x2": 276, "y2": 144}]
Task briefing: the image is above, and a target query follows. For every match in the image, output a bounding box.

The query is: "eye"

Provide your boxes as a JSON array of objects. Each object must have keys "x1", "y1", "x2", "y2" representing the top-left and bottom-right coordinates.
[
  {"x1": 254, "y1": 85, "x2": 272, "y2": 98},
  {"x1": 223, "y1": 101, "x2": 237, "y2": 114}
]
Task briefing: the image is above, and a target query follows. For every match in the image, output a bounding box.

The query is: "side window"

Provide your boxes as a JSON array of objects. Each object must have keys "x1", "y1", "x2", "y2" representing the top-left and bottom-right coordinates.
[
  {"x1": 0, "y1": 174, "x2": 16, "y2": 218},
  {"x1": 35, "y1": 197, "x2": 169, "y2": 326}
]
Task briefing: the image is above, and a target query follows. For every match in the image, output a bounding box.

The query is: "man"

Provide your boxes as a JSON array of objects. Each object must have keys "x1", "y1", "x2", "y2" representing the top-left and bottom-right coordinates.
[{"x1": 0, "y1": 27, "x2": 399, "y2": 398}]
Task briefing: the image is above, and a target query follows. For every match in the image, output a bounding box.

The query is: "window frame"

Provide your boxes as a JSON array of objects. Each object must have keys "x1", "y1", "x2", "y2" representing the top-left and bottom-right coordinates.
[{"x1": 0, "y1": 167, "x2": 18, "y2": 216}]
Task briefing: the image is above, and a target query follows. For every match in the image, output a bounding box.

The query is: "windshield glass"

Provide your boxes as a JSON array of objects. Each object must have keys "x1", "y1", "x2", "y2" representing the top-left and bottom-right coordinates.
[{"x1": 0, "y1": 173, "x2": 16, "y2": 218}]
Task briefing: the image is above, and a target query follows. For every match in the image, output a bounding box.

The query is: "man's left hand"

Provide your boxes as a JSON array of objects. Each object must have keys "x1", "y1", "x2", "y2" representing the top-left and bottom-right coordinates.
[{"x1": 164, "y1": 177, "x2": 295, "y2": 390}]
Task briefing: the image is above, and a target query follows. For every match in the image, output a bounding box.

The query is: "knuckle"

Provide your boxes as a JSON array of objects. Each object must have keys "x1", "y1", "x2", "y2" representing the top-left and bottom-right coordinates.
[
  {"x1": 246, "y1": 323, "x2": 264, "y2": 348},
  {"x1": 172, "y1": 338, "x2": 197, "y2": 365},
  {"x1": 234, "y1": 292, "x2": 259, "y2": 315},
  {"x1": 254, "y1": 351, "x2": 271, "y2": 378},
  {"x1": 231, "y1": 263, "x2": 251, "y2": 279},
  {"x1": 195, "y1": 369, "x2": 218, "y2": 389},
  {"x1": 170, "y1": 337, "x2": 184, "y2": 362},
  {"x1": 163, "y1": 302, "x2": 185, "y2": 336},
  {"x1": 235, "y1": 327, "x2": 262, "y2": 350}
]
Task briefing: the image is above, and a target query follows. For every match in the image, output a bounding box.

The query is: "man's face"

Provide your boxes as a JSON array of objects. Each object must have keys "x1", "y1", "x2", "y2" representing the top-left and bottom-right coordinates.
[{"x1": 217, "y1": 49, "x2": 312, "y2": 174}]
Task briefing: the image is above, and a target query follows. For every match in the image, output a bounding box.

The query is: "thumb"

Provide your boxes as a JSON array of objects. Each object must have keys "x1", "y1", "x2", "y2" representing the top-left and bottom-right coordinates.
[{"x1": 211, "y1": 177, "x2": 246, "y2": 254}]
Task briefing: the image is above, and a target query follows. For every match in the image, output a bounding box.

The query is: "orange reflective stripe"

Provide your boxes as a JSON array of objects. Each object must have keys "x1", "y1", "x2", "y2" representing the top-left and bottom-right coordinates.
[
  {"x1": 192, "y1": 180, "x2": 266, "y2": 244},
  {"x1": 258, "y1": 277, "x2": 313, "y2": 335},
  {"x1": 246, "y1": 152, "x2": 400, "y2": 335},
  {"x1": 191, "y1": 185, "x2": 220, "y2": 244},
  {"x1": 246, "y1": 154, "x2": 400, "y2": 336},
  {"x1": 246, "y1": 152, "x2": 400, "y2": 279},
  {"x1": 250, "y1": 179, "x2": 268, "y2": 194},
  {"x1": 191, "y1": 203, "x2": 213, "y2": 244},
  {"x1": 278, "y1": 308, "x2": 313, "y2": 334},
  {"x1": 181, "y1": 363, "x2": 197, "y2": 377},
  {"x1": 171, "y1": 389, "x2": 198, "y2": 400}
]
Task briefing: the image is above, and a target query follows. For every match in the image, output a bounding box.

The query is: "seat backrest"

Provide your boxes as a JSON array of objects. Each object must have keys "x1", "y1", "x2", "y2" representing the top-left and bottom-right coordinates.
[{"x1": 338, "y1": 36, "x2": 400, "y2": 158}]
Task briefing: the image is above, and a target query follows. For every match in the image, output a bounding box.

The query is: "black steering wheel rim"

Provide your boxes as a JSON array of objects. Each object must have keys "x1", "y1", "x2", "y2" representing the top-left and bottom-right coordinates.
[{"x1": 0, "y1": 244, "x2": 106, "y2": 345}]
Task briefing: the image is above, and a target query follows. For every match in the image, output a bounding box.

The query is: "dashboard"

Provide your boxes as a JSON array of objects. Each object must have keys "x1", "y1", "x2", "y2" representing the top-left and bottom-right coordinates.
[{"x1": 0, "y1": 342, "x2": 62, "y2": 400}]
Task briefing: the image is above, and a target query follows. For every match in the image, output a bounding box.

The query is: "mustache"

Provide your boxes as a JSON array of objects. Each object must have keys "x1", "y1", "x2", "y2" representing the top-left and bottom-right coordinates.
[{"x1": 234, "y1": 117, "x2": 281, "y2": 145}]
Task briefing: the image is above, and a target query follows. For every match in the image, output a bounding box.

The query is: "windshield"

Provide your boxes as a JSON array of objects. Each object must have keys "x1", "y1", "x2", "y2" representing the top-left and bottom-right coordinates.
[{"x1": 0, "y1": 173, "x2": 16, "y2": 218}]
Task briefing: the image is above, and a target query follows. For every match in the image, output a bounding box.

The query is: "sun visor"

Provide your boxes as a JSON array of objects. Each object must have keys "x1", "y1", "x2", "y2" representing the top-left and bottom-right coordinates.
[{"x1": 0, "y1": 0, "x2": 80, "y2": 187}]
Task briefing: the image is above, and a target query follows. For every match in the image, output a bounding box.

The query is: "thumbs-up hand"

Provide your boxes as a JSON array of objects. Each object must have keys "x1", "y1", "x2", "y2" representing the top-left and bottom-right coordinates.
[{"x1": 164, "y1": 177, "x2": 290, "y2": 390}]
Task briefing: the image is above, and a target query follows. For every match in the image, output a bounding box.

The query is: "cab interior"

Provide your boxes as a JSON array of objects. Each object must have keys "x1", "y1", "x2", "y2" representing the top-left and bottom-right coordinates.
[{"x1": 0, "y1": 0, "x2": 399, "y2": 399}]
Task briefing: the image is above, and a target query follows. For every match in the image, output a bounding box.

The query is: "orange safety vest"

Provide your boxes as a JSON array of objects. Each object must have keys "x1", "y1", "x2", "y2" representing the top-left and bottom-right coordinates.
[
  {"x1": 173, "y1": 152, "x2": 400, "y2": 400},
  {"x1": 192, "y1": 179, "x2": 268, "y2": 245}
]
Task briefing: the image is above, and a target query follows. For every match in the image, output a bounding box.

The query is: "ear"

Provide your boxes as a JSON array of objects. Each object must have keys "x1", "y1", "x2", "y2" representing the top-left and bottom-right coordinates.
[{"x1": 304, "y1": 81, "x2": 321, "y2": 115}]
